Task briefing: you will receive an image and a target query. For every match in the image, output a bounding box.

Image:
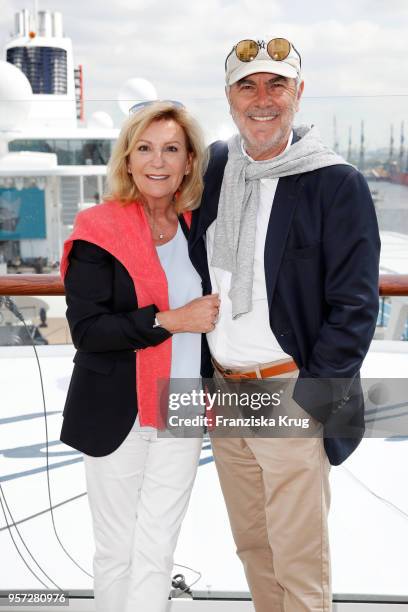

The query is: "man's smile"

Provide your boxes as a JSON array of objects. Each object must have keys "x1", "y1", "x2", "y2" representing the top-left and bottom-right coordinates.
[{"x1": 250, "y1": 115, "x2": 278, "y2": 122}]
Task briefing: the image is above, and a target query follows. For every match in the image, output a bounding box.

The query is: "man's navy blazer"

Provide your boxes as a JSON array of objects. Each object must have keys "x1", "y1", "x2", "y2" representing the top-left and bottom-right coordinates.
[{"x1": 189, "y1": 141, "x2": 381, "y2": 466}]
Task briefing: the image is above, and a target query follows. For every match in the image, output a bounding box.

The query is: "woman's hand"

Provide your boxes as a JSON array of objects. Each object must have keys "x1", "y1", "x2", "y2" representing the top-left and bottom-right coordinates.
[{"x1": 157, "y1": 294, "x2": 220, "y2": 333}]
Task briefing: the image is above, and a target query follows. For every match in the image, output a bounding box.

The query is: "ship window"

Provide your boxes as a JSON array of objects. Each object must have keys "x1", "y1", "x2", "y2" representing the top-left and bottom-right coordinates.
[
  {"x1": 54, "y1": 139, "x2": 73, "y2": 164},
  {"x1": 8, "y1": 140, "x2": 113, "y2": 166},
  {"x1": 7, "y1": 46, "x2": 67, "y2": 95},
  {"x1": 71, "y1": 139, "x2": 83, "y2": 165},
  {"x1": 81, "y1": 140, "x2": 111, "y2": 165},
  {"x1": 8, "y1": 139, "x2": 52, "y2": 154}
]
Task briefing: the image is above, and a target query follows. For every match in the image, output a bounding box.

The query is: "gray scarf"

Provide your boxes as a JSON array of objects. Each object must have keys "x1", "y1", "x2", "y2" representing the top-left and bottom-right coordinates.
[{"x1": 211, "y1": 125, "x2": 350, "y2": 319}]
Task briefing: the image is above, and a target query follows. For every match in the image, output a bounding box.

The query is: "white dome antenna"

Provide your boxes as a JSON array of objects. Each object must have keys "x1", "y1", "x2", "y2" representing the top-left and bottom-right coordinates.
[
  {"x1": 117, "y1": 78, "x2": 158, "y2": 116},
  {"x1": 0, "y1": 61, "x2": 33, "y2": 131}
]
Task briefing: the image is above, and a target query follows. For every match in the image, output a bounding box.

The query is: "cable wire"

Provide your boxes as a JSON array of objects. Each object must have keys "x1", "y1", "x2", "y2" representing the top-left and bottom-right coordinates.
[
  {"x1": 0, "y1": 297, "x2": 92, "y2": 582},
  {"x1": 0, "y1": 487, "x2": 51, "y2": 589},
  {"x1": 1, "y1": 296, "x2": 203, "y2": 596},
  {"x1": 342, "y1": 465, "x2": 408, "y2": 522}
]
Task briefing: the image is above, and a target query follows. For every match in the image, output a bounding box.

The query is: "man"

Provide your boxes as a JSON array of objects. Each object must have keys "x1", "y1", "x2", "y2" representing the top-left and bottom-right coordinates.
[{"x1": 189, "y1": 37, "x2": 380, "y2": 611}]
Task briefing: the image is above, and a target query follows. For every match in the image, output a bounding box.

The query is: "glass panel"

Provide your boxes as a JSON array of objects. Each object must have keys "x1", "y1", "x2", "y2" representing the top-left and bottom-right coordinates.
[
  {"x1": 81, "y1": 140, "x2": 111, "y2": 165},
  {"x1": 8, "y1": 140, "x2": 53, "y2": 154},
  {"x1": 0, "y1": 296, "x2": 71, "y2": 346},
  {"x1": 8, "y1": 140, "x2": 114, "y2": 166},
  {"x1": 53, "y1": 140, "x2": 72, "y2": 165},
  {"x1": 70, "y1": 139, "x2": 83, "y2": 165},
  {"x1": 83, "y1": 176, "x2": 99, "y2": 204}
]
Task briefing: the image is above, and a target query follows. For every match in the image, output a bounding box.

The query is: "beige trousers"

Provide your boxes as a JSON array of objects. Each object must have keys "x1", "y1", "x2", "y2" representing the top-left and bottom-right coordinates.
[{"x1": 210, "y1": 372, "x2": 332, "y2": 612}]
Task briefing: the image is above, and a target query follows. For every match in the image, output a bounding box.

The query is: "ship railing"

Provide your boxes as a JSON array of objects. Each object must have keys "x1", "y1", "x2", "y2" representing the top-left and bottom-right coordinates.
[
  {"x1": 0, "y1": 274, "x2": 407, "y2": 344},
  {"x1": 0, "y1": 273, "x2": 407, "y2": 296}
]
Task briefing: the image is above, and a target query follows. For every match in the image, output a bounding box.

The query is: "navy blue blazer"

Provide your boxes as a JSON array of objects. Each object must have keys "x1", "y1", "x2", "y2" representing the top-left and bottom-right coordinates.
[{"x1": 189, "y1": 141, "x2": 381, "y2": 465}]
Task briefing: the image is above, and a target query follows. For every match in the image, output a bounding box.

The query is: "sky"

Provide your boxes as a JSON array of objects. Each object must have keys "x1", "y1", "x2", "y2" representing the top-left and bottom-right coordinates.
[{"x1": 1, "y1": 0, "x2": 408, "y2": 151}]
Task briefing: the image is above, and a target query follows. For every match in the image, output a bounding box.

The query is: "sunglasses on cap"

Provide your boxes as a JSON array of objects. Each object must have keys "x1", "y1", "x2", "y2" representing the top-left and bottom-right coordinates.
[
  {"x1": 129, "y1": 100, "x2": 185, "y2": 115},
  {"x1": 225, "y1": 38, "x2": 301, "y2": 71}
]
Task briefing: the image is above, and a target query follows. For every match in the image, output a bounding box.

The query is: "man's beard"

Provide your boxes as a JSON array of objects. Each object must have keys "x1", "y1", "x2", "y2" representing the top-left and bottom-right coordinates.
[{"x1": 232, "y1": 103, "x2": 297, "y2": 158}]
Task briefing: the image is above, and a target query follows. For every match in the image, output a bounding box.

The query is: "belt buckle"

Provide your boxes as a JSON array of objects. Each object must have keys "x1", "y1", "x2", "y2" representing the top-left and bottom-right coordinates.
[{"x1": 223, "y1": 370, "x2": 251, "y2": 381}]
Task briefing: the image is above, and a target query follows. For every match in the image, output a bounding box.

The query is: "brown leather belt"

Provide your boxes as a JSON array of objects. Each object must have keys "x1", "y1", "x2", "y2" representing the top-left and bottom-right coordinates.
[{"x1": 212, "y1": 357, "x2": 298, "y2": 380}]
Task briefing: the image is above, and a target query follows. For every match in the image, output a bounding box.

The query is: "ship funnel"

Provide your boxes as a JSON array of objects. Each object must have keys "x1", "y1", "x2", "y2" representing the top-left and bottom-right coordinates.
[
  {"x1": 14, "y1": 9, "x2": 30, "y2": 37},
  {"x1": 38, "y1": 11, "x2": 53, "y2": 37},
  {"x1": 13, "y1": 9, "x2": 63, "y2": 38},
  {"x1": 52, "y1": 12, "x2": 64, "y2": 38},
  {"x1": 14, "y1": 12, "x2": 25, "y2": 36},
  {"x1": 6, "y1": 8, "x2": 76, "y2": 129}
]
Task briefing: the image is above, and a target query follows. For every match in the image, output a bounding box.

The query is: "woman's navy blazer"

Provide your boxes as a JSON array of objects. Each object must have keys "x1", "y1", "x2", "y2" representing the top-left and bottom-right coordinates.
[{"x1": 60, "y1": 217, "x2": 207, "y2": 457}]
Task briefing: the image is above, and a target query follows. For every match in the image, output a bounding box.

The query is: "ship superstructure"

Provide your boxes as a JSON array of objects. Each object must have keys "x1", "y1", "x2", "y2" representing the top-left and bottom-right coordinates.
[{"x1": 0, "y1": 9, "x2": 118, "y2": 267}]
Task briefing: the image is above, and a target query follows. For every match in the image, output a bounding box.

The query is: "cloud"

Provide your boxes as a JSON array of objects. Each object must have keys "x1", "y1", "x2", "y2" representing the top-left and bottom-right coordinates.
[
  {"x1": 3, "y1": 0, "x2": 407, "y2": 98},
  {"x1": 1, "y1": 0, "x2": 408, "y2": 146}
]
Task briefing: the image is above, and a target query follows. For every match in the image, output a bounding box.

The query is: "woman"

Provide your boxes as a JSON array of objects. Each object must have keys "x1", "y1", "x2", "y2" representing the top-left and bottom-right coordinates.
[{"x1": 60, "y1": 101, "x2": 219, "y2": 612}]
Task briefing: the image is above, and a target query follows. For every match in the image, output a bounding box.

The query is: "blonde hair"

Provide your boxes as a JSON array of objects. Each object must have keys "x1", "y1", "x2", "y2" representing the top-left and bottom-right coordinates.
[{"x1": 105, "y1": 101, "x2": 207, "y2": 213}]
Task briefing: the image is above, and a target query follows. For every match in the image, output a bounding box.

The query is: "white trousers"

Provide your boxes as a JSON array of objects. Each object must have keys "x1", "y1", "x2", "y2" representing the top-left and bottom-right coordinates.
[{"x1": 83, "y1": 424, "x2": 202, "y2": 612}]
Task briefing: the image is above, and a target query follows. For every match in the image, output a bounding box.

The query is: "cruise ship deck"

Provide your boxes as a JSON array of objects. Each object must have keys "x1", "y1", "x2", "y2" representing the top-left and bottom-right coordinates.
[{"x1": 0, "y1": 337, "x2": 408, "y2": 611}]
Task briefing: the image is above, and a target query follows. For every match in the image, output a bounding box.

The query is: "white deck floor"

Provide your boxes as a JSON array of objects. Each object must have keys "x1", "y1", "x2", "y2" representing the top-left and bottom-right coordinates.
[{"x1": 0, "y1": 342, "x2": 407, "y2": 610}]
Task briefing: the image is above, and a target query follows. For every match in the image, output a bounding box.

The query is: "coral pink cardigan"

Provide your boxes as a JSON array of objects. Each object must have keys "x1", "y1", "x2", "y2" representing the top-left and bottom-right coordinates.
[{"x1": 60, "y1": 200, "x2": 191, "y2": 428}]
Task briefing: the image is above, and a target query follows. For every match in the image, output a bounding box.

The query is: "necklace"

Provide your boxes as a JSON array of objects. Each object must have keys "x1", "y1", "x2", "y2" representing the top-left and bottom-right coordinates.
[
  {"x1": 144, "y1": 206, "x2": 175, "y2": 242},
  {"x1": 150, "y1": 217, "x2": 166, "y2": 240}
]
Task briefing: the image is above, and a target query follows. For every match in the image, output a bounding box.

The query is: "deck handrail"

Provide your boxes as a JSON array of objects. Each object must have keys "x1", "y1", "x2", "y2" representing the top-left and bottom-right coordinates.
[{"x1": 0, "y1": 274, "x2": 407, "y2": 296}]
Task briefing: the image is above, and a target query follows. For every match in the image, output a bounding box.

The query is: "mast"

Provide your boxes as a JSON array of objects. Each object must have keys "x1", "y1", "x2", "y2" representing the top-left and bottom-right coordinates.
[
  {"x1": 398, "y1": 121, "x2": 405, "y2": 172},
  {"x1": 347, "y1": 126, "x2": 352, "y2": 162},
  {"x1": 388, "y1": 124, "x2": 394, "y2": 166},
  {"x1": 358, "y1": 120, "x2": 365, "y2": 171},
  {"x1": 333, "y1": 115, "x2": 339, "y2": 154}
]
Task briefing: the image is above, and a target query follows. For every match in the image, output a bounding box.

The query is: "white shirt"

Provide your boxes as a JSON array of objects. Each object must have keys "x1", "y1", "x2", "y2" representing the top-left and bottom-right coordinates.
[
  {"x1": 156, "y1": 223, "x2": 202, "y2": 379},
  {"x1": 132, "y1": 223, "x2": 202, "y2": 432},
  {"x1": 206, "y1": 133, "x2": 293, "y2": 368}
]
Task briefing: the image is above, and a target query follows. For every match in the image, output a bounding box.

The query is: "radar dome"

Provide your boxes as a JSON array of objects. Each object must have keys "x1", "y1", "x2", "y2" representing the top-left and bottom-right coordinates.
[
  {"x1": 88, "y1": 111, "x2": 114, "y2": 130},
  {"x1": 117, "y1": 78, "x2": 158, "y2": 115},
  {"x1": 0, "y1": 61, "x2": 33, "y2": 130}
]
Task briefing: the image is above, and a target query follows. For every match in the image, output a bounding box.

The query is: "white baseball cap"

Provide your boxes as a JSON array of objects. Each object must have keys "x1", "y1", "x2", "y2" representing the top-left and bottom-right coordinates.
[{"x1": 225, "y1": 38, "x2": 301, "y2": 86}]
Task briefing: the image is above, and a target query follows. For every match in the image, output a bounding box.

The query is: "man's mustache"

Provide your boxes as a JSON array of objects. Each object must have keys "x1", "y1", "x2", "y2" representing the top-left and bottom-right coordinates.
[{"x1": 246, "y1": 108, "x2": 280, "y2": 118}]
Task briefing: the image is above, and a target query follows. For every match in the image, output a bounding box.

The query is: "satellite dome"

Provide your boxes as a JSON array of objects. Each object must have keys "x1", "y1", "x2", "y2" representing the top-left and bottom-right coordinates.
[
  {"x1": 117, "y1": 78, "x2": 158, "y2": 115},
  {"x1": 0, "y1": 61, "x2": 33, "y2": 130},
  {"x1": 88, "y1": 111, "x2": 114, "y2": 130}
]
